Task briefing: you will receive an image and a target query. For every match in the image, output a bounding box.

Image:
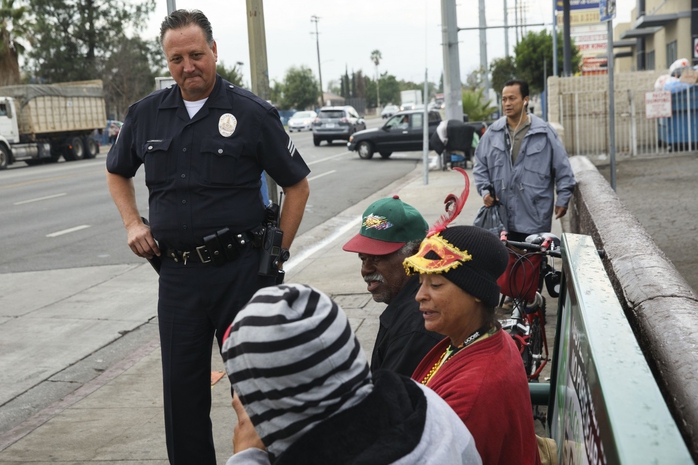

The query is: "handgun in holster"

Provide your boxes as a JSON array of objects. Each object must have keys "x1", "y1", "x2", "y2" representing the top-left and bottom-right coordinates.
[{"x1": 140, "y1": 217, "x2": 162, "y2": 275}]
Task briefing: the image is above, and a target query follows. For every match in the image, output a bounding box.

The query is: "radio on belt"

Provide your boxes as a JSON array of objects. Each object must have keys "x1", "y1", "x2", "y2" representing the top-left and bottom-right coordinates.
[{"x1": 258, "y1": 193, "x2": 290, "y2": 282}]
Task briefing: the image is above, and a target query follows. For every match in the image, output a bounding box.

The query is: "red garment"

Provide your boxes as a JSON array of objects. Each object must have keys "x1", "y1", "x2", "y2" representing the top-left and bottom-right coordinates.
[{"x1": 412, "y1": 329, "x2": 541, "y2": 465}]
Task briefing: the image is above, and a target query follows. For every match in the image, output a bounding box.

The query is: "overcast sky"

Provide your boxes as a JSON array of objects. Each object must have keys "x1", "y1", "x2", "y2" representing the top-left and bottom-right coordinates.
[{"x1": 144, "y1": 0, "x2": 636, "y2": 89}]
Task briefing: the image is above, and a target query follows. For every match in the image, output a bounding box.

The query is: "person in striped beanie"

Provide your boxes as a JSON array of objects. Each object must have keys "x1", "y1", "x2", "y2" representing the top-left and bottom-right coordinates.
[{"x1": 222, "y1": 283, "x2": 482, "y2": 465}]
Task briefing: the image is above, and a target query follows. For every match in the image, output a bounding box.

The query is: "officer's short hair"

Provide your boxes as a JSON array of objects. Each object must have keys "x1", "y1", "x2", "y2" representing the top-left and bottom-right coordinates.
[
  {"x1": 503, "y1": 79, "x2": 529, "y2": 99},
  {"x1": 160, "y1": 9, "x2": 214, "y2": 48}
]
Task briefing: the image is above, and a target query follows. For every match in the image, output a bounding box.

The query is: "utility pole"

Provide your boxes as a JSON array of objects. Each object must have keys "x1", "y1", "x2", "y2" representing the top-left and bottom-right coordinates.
[
  {"x1": 166, "y1": 0, "x2": 176, "y2": 14},
  {"x1": 504, "y1": 0, "x2": 510, "y2": 56},
  {"x1": 246, "y1": 0, "x2": 271, "y2": 102},
  {"x1": 441, "y1": 0, "x2": 464, "y2": 122},
  {"x1": 311, "y1": 15, "x2": 324, "y2": 107},
  {"x1": 552, "y1": 0, "x2": 558, "y2": 77},
  {"x1": 479, "y1": 0, "x2": 490, "y2": 94},
  {"x1": 246, "y1": 0, "x2": 276, "y2": 203},
  {"x1": 563, "y1": 0, "x2": 572, "y2": 76},
  {"x1": 514, "y1": 0, "x2": 519, "y2": 44}
]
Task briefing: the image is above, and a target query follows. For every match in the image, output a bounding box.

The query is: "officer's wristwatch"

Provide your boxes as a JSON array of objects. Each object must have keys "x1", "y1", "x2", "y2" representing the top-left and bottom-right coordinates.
[{"x1": 280, "y1": 248, "x2": 290, "y2": 262}]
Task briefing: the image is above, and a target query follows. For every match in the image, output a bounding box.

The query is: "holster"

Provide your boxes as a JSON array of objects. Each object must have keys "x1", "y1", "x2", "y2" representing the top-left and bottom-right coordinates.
[{"x1": 202, "y1": 228, "x2": 240, "y2": 266}]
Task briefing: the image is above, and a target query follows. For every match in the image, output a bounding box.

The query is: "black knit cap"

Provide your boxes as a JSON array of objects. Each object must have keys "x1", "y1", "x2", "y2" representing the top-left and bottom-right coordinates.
[{"x1": 404, "y1": 225, "x2": 509, "y2": 308}]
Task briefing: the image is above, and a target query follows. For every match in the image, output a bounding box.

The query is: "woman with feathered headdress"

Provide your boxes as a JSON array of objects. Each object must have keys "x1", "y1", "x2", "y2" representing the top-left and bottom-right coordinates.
[{"x1": 405, "y1": 169, "x2": 542, "y2": 465}]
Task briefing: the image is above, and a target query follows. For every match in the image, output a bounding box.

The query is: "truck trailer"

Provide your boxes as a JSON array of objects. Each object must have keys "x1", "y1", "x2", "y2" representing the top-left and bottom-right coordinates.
[
  {"x1": 0, "y1": 80, "x2": 107, "y2": 169},
  {"x1": 400, "y1": 89, "x2": 423, "y2": 111}
]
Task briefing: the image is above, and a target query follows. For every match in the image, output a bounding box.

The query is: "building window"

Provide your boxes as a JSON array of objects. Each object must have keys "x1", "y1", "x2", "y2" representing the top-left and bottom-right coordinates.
[
  {"x1": 647, "y1": 50, "x2": 655, "y2": 70},
  {"x1": 666, "y1": 41, "x2": 677, "y2": 68}
]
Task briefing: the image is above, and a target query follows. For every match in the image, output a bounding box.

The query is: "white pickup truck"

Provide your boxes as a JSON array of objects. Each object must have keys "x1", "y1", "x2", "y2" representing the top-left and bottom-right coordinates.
[{"x1": 0, "y1": 80, "x2": 107, "y2": 169}]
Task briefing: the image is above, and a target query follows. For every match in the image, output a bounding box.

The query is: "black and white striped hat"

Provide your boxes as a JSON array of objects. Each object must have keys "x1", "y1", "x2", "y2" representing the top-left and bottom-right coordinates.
[{"x1": 222, "y1": 284, "x2": 373, "y2": 461}]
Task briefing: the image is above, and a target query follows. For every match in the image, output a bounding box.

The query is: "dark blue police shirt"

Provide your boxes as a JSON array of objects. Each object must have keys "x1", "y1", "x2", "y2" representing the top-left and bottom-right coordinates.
[{"x1": 106, "y1": 75, "x2": 310, "y2": 249}]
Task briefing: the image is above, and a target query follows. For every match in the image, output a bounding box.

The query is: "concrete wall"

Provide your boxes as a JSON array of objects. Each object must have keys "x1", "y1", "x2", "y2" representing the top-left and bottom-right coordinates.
[
  {"x1": 568, "y1": 155, "x2": 698, "y2": 458},
  {"x1": 614, "y1": 22, "x2": 634, "y2": 73}
]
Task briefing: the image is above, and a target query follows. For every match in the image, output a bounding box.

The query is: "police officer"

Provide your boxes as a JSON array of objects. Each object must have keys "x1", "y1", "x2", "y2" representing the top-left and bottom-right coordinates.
[{"x1": 105, "y1": 10, "x2": 310, "y2": 465}]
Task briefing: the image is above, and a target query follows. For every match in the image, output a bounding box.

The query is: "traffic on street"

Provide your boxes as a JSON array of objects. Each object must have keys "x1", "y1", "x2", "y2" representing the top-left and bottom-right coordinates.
[{"x1": 0, "y1": 116, "x2": 421, "y2": 274}]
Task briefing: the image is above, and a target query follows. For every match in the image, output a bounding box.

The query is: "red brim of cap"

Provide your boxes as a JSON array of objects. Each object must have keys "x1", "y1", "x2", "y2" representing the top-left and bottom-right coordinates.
[{"x1": 342, "y1": 233, "x2": 406, "y2": 255}]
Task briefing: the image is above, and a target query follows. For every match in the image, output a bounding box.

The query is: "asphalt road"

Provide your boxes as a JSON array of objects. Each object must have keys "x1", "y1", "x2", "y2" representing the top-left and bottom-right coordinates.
[{"x1": 0, "y1": 116, "x2": 425, "y2": 273}]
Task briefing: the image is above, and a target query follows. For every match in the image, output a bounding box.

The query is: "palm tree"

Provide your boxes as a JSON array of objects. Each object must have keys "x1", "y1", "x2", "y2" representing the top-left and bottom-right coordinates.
[
  {"x1": 462, "y1": 88, "x2": 498, "y2": 121},
  {"x1": 0, "y1": 0, "x2": 31, "y2": 86},
  {"x1": 370, "y1": 49, "x2": 382, "y2": 109}
]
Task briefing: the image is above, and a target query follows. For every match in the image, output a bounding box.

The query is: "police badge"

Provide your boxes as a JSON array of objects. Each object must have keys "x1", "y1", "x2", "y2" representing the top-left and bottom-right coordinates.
[{"x1": 218, "y1": 113, "x2": 237, "y2": 137}]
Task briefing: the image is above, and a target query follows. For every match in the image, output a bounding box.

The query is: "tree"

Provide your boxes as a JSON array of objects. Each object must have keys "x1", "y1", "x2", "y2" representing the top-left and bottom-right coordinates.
[
  {"x1": 0, "y1": 0, "x2": 31, "y2": 85},
  {"x1": 354, "y1": 70, "x2": 366, "y2": 99},
  {"x1": 216, "y1": 61, "x2": 244, "y2": 88},
  {"x1": 102, "y1": 36, "x2": 155, "y2": 120},
  {"x1": 326, "y1": 79, "x2": 340, "y2": 95},
  {"x1": 280, "y1": 65, "x2": 318, "y2": 110},
  {"x1": 269, "y1": 80, "x2": 283, "y2": 107},
  {"x1": 350, "y1": 69, "x2": 356, "y2": 98},
  {"x1": 490, "y1": 56, "x2": 518, "y2": 95},
  {"x1": 370, "y1": 49, "x2": 381, "y2": 107},
  {"x1": 365, "y1": 72, "x2": 399, "y2": 107},
  {"x1": 513, "y1": 30, "x2": 581, "y2": 94},
  {"x1": 464, "y1": 66, "x2": 486, "y2": 91},
  {"x1": 341, "y1": 67, "x2": 350, "y2": 99},
  {"x1": 26, "y1": 0, "x2": 155, "y2": 83},
  {"x1": 462, "y1": 88, "x2": 497, "y2": 121}
]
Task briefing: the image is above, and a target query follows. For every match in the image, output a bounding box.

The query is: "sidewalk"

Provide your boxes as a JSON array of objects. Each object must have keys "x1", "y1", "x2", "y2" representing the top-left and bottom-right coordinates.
[{"x1": 0, "y1": 161, "x2": 560, "y2": 464}]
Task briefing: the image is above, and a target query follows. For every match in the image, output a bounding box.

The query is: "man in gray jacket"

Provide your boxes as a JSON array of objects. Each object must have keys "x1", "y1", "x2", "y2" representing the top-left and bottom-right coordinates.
[{"x1": 473, "y1": 79, "x2": 575, "y2": 242}]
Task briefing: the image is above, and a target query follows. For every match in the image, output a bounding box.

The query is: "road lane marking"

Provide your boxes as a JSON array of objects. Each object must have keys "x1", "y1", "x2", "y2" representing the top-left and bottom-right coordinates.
[
  {"x1": 14, "y1": 193, "x2": 67, "y2": 205},
  {"x1": 307, "y1": 170, "x2": 336, "y2": 182},
  {"x1": 307, "y1": 151, "x2": 352, "y2": 165},
  {"x1": 1, "y1": 170, "x2": 105, "y2": 190},
  {"x1": 46, "y1": 225, "x2": 91, "y2": 238},
  {"x1": 283, "y1": 215, "x2": 361, "y2": 273}
]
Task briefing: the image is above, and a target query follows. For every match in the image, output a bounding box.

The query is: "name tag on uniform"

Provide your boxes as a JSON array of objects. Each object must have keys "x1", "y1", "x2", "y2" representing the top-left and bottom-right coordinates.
[{"x1": 219, "y1": 113, "x2": 237, "y2": 137}]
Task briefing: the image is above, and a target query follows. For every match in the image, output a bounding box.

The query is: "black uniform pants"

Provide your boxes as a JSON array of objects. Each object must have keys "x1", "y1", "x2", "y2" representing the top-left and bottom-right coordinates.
[{"x1": 157, "y1": 247, "x2": 275, "y2": 464}]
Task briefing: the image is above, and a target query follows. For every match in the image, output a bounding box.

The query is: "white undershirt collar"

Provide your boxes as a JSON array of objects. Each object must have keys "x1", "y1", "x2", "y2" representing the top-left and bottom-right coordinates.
[{"x1": 183, "y1": 97, "x2": 208, "y2": 118}]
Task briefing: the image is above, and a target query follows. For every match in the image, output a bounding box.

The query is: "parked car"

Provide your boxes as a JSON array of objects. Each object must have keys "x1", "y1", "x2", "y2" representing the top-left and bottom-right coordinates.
[
  {"x1": 287, "y1": 110, "x2": 317, "y2": 132},
  {"x1": 380, "y1": 104, "x2": 400, "y2": 119},
  {"x1": 347, "y1": 109, "x2": 442, "y2": 159},
  {"x1": 312, "y1": 106, "x2": 366, "y2": 146}
]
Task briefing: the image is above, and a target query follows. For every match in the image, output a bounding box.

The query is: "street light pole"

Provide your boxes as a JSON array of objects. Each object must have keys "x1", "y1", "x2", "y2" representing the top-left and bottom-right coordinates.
[
  {"x1": 166, "y1": 0, "x2": 176, "y2": 14},
  {"x1": 478, "y1": 0, "x2": 490, "y2": 94},
  {"x1": 503, "y1": 0, "x2": 509, "y2": 56},
  {"x1": 311, "y1": 15, "x2": 324, "y2": 107}
]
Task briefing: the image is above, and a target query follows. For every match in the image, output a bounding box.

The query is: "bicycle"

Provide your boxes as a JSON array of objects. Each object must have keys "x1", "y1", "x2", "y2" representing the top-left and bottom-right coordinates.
[{"x1": 496, "y1": 232, "x2": 562, "y2": 382}]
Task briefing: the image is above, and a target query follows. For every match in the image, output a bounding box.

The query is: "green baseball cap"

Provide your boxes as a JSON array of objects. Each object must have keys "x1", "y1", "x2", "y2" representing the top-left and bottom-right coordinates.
[{"x1": 342, "y1": 195, "x2": 428, "y2": 255}]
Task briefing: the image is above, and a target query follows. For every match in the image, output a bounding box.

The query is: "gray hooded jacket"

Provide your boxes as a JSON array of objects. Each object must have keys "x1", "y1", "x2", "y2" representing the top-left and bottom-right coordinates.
[{"x1": 473, "y1": 114, "x2": 576, "y2": 234}]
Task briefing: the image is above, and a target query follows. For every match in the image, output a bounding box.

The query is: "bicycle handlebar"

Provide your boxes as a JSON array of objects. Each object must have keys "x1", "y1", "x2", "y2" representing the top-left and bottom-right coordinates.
[
  {"x1": 503, "y1": 239, "x2": 562, "y2": 258},
  {"x1": 504, "y1": 239, "x2": 604, "y2": 260}
]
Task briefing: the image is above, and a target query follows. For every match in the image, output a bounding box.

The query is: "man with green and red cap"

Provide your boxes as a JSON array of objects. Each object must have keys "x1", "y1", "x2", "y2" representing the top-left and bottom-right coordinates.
[{"x1": 343, "y1": 195, "x2": 441, "y2": 377}]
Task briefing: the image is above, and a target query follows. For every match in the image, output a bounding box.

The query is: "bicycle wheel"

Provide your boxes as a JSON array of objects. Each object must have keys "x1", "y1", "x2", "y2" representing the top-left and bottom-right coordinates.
[{"x1": 529, "y1": 316, "x2": 543, "y2": 379}]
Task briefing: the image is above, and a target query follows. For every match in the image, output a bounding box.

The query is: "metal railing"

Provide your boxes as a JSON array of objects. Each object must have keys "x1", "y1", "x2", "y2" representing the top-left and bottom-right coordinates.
[
  {"x1": 543, "y1": 233, "x2": 692, "y2": 463},
  {"x1": 558, "y1": 84, "x2": 698, "y2": 157}
]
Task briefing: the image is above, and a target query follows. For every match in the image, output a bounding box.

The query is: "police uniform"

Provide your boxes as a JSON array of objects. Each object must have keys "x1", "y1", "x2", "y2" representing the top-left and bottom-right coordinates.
[{"x1": 107, "y1": 75, "x2": 310, "y2": 464}]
